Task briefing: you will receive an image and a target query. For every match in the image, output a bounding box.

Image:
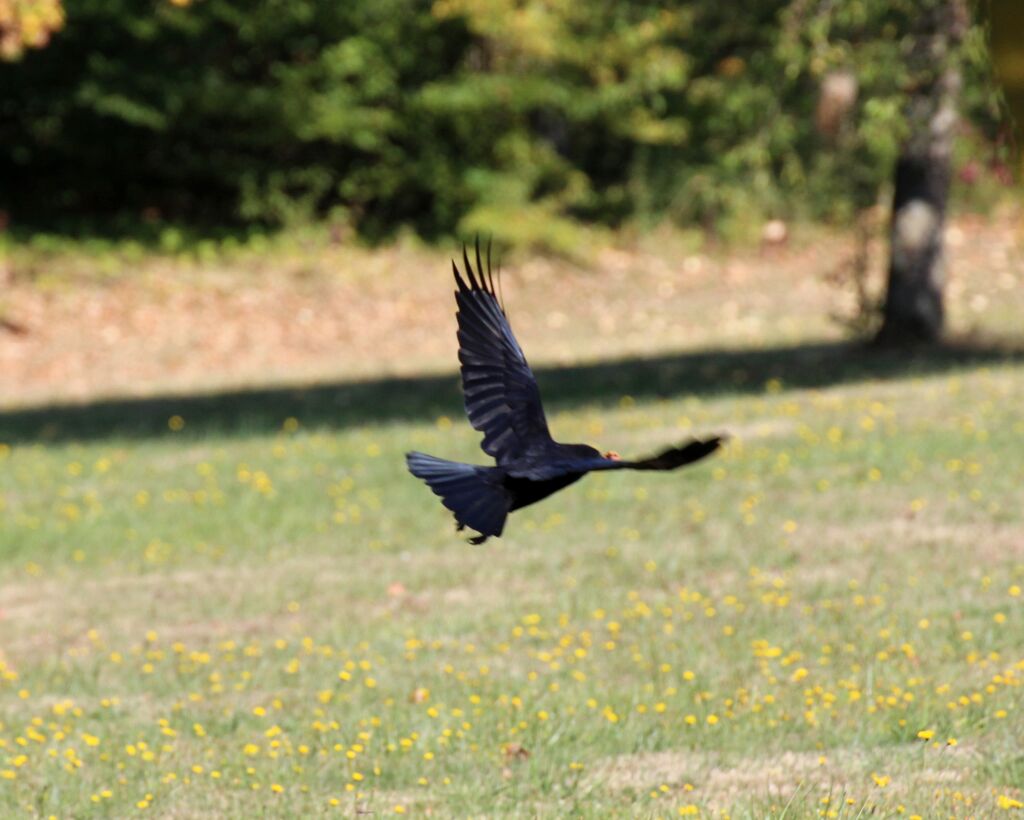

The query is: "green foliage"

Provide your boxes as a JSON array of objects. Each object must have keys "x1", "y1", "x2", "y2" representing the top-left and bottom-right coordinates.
[
  {"x1": 0, "y1": 0, "x2": 1006, "y2": 247},
  {"x1": 1, "y1": 0, "x2": 466, "y2": 239}
]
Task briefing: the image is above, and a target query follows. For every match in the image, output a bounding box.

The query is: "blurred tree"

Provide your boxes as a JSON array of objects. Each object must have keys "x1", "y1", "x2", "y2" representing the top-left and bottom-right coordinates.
[
  {"x1": 425, "y1": 0, "x2": 700, "y2": 248},
  {"x1": 0, "y1": 0, "x2": 1005, "y2": 248},
  {"x1": 1, "y1": 0, "x2": 63, "y2": 338},
  {"x1": 0, "y1": 0, "x2": 63, "y2": 60},
  {"x1": 985, "y1": 0, "x2": 1024, "y2": 176},
  {"x1": 876, "y1": 0, "x2": 968, "y2": 345},
  {"x1": 1, "y1": 0, "x2": 469, "y2": 238}
]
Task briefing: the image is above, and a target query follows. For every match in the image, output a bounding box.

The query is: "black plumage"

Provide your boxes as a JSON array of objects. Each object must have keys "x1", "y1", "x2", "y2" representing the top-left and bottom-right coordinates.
[{"x1": 407, "y1": 242, "x2": 723, "y2": 543}]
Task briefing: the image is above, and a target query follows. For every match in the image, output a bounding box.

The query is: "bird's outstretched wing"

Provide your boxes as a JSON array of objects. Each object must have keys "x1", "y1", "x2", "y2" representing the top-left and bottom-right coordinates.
[
  {"x1": 454, "y1": 241, "x2": 553, "y2": 464},
  {"x1": 508, "y1": 437, "x2": 724, "y2": 481}
]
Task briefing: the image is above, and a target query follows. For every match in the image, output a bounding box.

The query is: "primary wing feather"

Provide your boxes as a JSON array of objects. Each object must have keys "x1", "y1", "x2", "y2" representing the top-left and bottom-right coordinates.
[{"x1": 454, "y1": 242, "x2": 553, "y2": 464}]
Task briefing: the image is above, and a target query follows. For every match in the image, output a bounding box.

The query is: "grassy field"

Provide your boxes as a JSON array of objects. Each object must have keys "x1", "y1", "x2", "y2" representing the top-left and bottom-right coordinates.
[{"x1": 2, "y1": 228, "x2": 1024, "y2": 817}]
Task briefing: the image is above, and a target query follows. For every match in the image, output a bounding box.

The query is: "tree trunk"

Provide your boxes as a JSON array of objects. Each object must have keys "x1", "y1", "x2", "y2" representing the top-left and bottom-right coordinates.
[{"x1": 875, "y1": 0, "x2": 967, "y2": 346}]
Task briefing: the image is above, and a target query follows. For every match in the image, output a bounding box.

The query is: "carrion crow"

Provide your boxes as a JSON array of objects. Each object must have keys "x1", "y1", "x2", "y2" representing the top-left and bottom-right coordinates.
[{"x1": 407, "y1": 242, "x2": 724, "y2": 544}]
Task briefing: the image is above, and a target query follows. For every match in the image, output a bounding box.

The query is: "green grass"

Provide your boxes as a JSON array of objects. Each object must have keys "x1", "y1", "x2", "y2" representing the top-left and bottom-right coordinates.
[{"x1": 2, "y1": 346, "x2": 1023, "y2": 818}]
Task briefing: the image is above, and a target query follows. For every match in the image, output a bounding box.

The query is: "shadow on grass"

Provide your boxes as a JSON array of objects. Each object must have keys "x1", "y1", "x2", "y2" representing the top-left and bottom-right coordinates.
[{"x1": 2, "y1": 338, "x2": 1023, "y2": 444}]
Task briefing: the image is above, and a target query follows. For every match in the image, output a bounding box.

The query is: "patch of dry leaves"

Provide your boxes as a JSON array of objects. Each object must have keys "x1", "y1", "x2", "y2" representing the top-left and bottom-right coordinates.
[{"x1": 1, "y1": 214, "x2": 1020, "y2": 408}]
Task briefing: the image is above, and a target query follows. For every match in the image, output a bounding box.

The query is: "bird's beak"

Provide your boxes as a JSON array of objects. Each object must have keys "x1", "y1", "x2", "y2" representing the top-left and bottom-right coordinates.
[{"x1": 602, "y1": 450, "x2": 621, "y2": 461}]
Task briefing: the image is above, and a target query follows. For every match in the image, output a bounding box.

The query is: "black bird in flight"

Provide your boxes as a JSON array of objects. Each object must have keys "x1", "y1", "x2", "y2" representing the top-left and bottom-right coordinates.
[{"x1": 407, "y1": 242, "x2": 723, "y2": 544}]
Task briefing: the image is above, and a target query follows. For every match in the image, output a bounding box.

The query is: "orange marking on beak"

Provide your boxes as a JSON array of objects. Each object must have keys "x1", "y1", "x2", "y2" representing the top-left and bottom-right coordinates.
[{"x1": 603, "y1": 450, "x2": 621, "y2": 461}]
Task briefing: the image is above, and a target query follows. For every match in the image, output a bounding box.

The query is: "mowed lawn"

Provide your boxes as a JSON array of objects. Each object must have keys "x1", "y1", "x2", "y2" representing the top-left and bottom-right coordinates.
[{"x1": 2, "y1": 235, "x2": 1024, "y2": 817}]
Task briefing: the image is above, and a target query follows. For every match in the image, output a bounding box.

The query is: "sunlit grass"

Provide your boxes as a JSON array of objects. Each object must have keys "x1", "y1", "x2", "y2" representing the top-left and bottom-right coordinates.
[{"x1": 1, "y1": 357, "x2": 1023, "y2": 817}]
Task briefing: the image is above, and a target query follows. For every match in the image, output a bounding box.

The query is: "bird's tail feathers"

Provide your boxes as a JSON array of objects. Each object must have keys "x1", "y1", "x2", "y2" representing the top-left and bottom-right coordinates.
[{"x1": 406, "y1": 452, "x2": 510, "y2": 543}]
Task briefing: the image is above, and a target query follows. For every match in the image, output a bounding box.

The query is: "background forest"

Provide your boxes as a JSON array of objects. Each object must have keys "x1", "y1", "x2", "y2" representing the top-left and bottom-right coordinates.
[{"x1": 0, "y1": 0, "x2": 1015, "y2": 250}]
